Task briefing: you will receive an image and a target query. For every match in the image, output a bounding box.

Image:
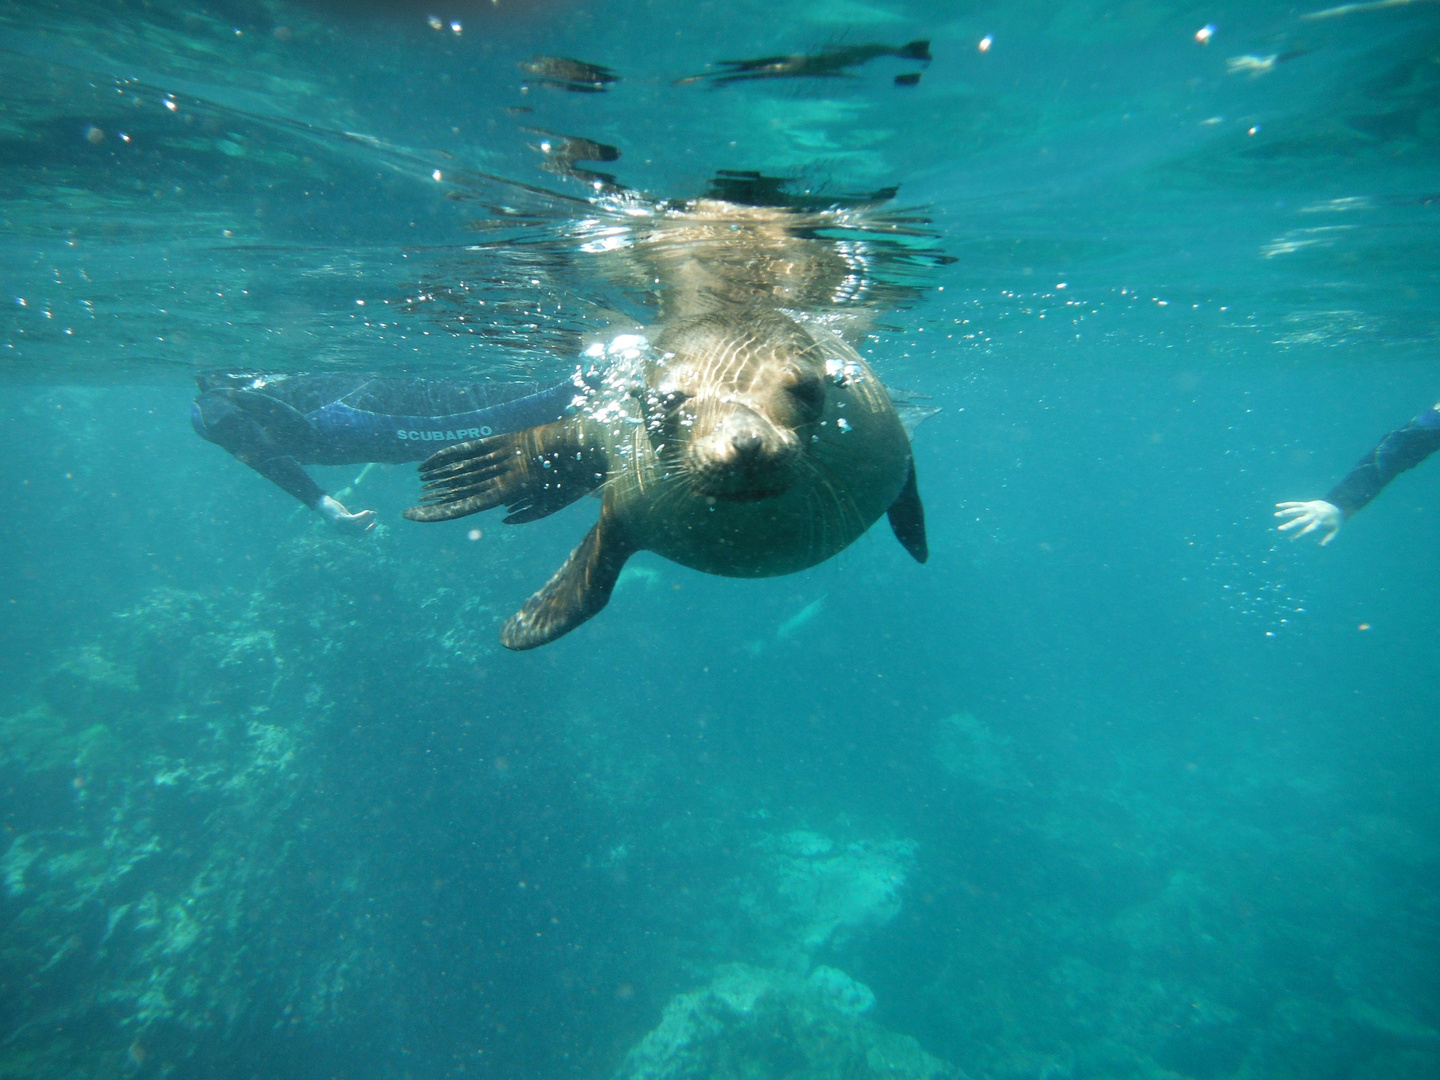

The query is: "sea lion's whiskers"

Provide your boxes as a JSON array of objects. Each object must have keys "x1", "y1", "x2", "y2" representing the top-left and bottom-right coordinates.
[
  {"x1": 797, "y1": 453, "x2": 864, "y2": 542},
  {"x1": 809, "y1": 471, "x2": 852, "y2": 559},
  {"x1": 788, "y1": 461, "x2": 825, "y2": 556},
  {"x1": 647, "y1": 470, "x2": 698, "y2": 514},
  {"x1": 809, "y1": 474, "x2": 845, "y2": 557},
  {"x1": 628, "y1": 442, "x2": 697, "y2": 511},
  {"x1": 801, "y1": 483, "x2": 829, "y2": 560},
  {"x1": 593, "y1": 469, "x2": 625, "y2": 500}
]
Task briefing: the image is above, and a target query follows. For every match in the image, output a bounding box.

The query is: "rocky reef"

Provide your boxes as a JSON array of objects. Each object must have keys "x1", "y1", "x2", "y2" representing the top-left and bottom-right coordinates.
[
  {"x1": 735, "y1": 830, "x2": 916, "y2": 961},
  {"x1": 0, "y1": 507, "x2": 956, "y2": 1080},
  {"x1": 0, "y1": 516, "x2": 590, "y2": 1076},
  {"x1": 905, "y1": 710, "x2": 1440, "y2": 1080},
  {"x1": 616, "y1": 964, "x2": 956, "y2": 1080},
  {"x1": 606, "y1": 819, "x2": 947, "y2": 1080},
  {"x1": 0, "y1": 542, "x2": 390, "y2": 1075}
]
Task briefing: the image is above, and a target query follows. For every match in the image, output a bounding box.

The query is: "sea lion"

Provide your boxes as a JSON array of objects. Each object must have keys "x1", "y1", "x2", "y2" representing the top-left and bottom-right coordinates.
[{"x1": 403, "y1": 200, "x2": 930, "y2": 650}]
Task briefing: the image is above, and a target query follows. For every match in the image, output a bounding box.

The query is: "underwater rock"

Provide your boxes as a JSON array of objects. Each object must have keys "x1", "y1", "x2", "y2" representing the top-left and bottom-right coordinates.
[
  {"x1": 0, "y1": 536, "x2": 419, "y2": 1073},
  {"x1": 1, "y1": 834, "x2": 39, "y2": 897},
  {"x1": 807, "y1": 964, "x2": 876, "y2": 1014},
  {"x1": 736, "y1": 830, "x2": 916, "y2": 958},
  {"x1": 614, "y1": 964, "x2": 958, "y2": 1080},
  {"x1": 934, "y1": 711, "x2": 1028, "y2": 793},
  {"x1": 38, "y1": 643, "x2": 142, "y2": 721},
  {"x1": 1, "y1": 508, "x2": 640, "y2": 1078}
]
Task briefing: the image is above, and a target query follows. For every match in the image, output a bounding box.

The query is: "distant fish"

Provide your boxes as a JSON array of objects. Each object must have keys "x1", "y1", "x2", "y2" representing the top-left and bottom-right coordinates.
[
  {"x1": 745, "y1": 595, "x2": 829, "y2": 655},
  {"x1": 675, "y1": 40, "x2": 931, "y2": 86},
  {"x1": 1301, "y1": 0, "x2": 1430, "y2": 20},
  {"x1": 523, "y1": 128, "x2": 619, "y2": 165},
  {"x1": 614, "y1": 564, "x2": 662, "y2": 593},
  {"x1": 521, "y1": 127, "x2": 622, "y2": 189},
  {"x1": 775, "y1": 596, "x2": 826, "y2": 640},
  {"x1": 519, "y1": 56, "x2": 619, "y2": 93},
  {"x1": 1225, "y1": 49, "x2": 1306, "y2": 76}
]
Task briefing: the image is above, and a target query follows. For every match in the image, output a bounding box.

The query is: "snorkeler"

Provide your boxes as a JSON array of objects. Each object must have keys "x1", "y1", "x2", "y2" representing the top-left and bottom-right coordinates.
[
  {"x1": 1276, "y1": 400, "x2": 1440, "y2": 545},
  {"x1": 191, "y1": 371, "x2": 591, "y2": 532}
]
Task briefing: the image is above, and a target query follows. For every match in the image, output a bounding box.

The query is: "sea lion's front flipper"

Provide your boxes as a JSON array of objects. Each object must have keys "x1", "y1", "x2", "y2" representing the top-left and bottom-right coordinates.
[
  {"x1": 502, "y1": 501, "x2": 636, "y2": 650},
  {"x1": 404, "y1": 420, "x2": 606, "y2": 524},
  {"x1": 887, "y1": 457, "x2": 928, "y2": 563}
]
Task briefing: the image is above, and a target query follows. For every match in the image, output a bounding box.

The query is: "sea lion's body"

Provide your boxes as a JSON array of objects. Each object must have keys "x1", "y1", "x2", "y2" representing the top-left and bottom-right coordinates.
[{"x1": 406, "y1": 200, "x2": 928, "y2": 649}]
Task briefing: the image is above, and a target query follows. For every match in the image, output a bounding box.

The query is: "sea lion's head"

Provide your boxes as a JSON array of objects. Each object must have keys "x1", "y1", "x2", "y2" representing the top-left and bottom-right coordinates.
[{"x1": 648, "y1": 312, "x2": 828, "y2": 501}]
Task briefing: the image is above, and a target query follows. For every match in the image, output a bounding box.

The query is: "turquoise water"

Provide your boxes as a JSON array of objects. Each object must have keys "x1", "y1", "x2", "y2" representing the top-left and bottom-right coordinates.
[{"x1": 3, "y1": 1, "x2": 1439, "y2": 1077}]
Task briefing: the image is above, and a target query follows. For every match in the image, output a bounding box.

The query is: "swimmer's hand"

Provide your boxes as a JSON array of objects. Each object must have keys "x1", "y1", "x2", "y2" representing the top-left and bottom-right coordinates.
[
  {"x1": 317, "y1": 494, "x2": 376, "y2": 534},
  {"x1": 1275, "y1": 500, "x2": 1342, "y2": 546}
]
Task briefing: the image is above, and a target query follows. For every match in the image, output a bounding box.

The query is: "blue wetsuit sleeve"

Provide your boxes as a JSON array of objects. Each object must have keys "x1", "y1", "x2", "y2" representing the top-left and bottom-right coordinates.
[
  {"x1": 247, "y1": 448, "x2": 327, "y2": 509},
  {"x1": 484, "y1": 378, "x2": 588, "y2": 432},
  {"x1": 192, "y1": 390, "x2": 327, "y2": 508},
  {"x1": 1325, "y1": 402, "x2": 1440, "y2": 517},
  {"x1": 311, "y1": 375, "x2": 591, "y2": 463}
]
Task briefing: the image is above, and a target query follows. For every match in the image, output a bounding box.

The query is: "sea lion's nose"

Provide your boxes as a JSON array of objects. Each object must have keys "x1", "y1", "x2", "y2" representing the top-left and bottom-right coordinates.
[{"x1": 730, "y1": 431, "x2": 764, "y2": 459}]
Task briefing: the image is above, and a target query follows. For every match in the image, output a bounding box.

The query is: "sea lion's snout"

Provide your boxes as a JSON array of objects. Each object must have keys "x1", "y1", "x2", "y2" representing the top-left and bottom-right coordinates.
[
  {"x1": 687, "y1": 403, "x2": 797, "y2": 500},
  {"x1": 729, "y1": 430, "x2": 763, "y2": 458},
  {"x1": 651, "y1": 311, "x2": 830, "y2": 502}
]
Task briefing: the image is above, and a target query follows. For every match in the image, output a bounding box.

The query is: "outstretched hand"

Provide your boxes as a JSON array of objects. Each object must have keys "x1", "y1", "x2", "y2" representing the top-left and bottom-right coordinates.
[
  {"x1": 1275, "y1": 500, "x2": 1342, "y2": 546},
  {"x1": 317, "y1": 494, "x2": 376, "y2": 534}
]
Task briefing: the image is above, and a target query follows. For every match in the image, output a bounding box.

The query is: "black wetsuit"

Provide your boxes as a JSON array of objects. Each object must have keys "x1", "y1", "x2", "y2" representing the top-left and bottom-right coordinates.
[
  {"x1": 1326, "y1": 402, "x2": 1440, "y2": 517},
  {"x1": 191, "y1": 372, "x2": 585, "y2": 508}
]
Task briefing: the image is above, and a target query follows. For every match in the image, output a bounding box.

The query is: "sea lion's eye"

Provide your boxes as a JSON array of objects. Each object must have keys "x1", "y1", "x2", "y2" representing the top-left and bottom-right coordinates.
[
  {"x1": 659, "y1": 388, "x2": 691, "y2": 413},
  {"x1": 786, "y1": 373, "x2": 825, "y2": 414}
]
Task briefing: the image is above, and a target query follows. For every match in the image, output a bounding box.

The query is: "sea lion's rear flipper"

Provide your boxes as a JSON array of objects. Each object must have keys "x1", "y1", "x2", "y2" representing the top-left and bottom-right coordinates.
[
  {"x1": 404, "y1": 421, "x2": 606, "y2": 525},
  {"x1": 887, "y1": 458, "x2": 928, "y2": 563},
  {"x1": 502, "y1": 501, "x2": 636, "y2": 650}
]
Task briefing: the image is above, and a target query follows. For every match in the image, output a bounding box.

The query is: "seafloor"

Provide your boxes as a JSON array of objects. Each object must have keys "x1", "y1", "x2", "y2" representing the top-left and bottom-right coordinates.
[{"x1": 3, "y1": 496, "x2": 1435, "y2": 1079}]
